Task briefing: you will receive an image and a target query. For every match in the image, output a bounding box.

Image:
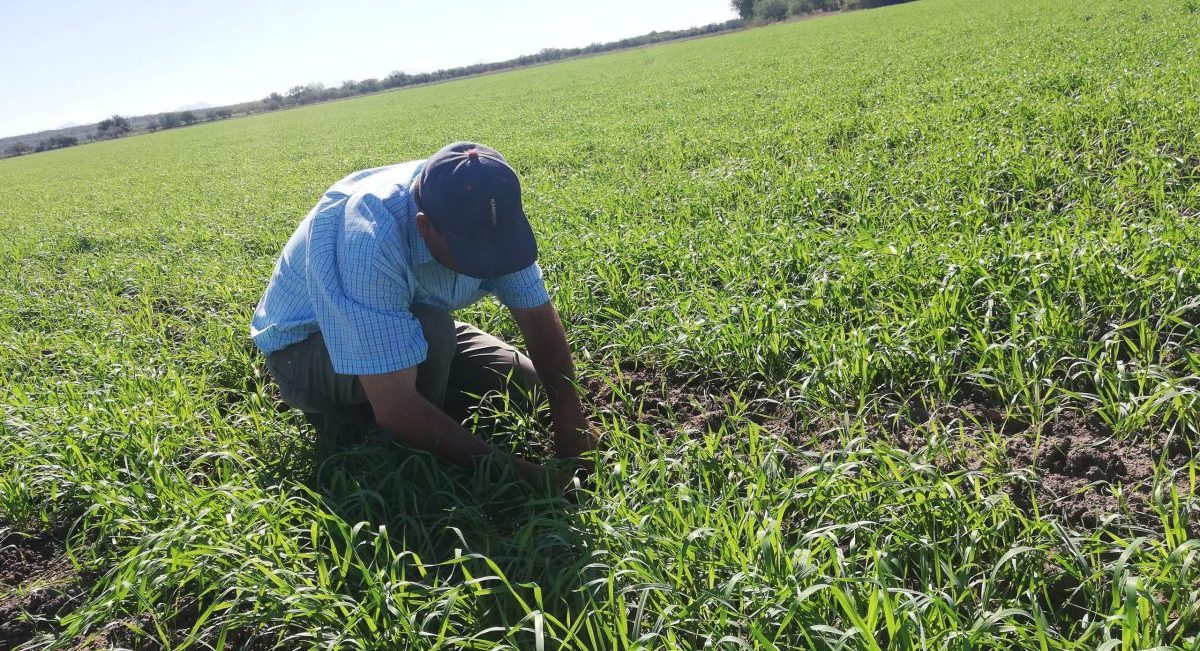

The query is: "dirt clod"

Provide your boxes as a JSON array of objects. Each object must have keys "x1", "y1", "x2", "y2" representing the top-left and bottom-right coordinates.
[
  {"x1": 0, "y1": 528, "x2": 88, "y2": 650},
  {"x1": 1001, "y1": 412, "x2": 1190, "y2": 529},
  {"x1": 587, "y1": 365, "x2": 1197, "y2": 532}
]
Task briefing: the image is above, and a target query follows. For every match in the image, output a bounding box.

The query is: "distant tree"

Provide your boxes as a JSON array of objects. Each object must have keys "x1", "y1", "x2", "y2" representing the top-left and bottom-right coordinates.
[
  {"x1": 305, "y1": 83, "x2": 328, "y2": 103},
  {"x1": 146, "y1": 119, "x2": 161, "y2": 132},
  {"x1": 256, "y1": 20, "x2": 743, "y2": 108},
  {"x1": 206, "y1": 108, "x2": 233, "y2": 120},
  {"x1": 809, "y1": 0, "x2": 844, "y2": 11},
  {"x1": 4, "y1": 142, "x2": 32, "y2": 157},
  {"x1": 283, "y1": 83, "x2": 328, "y2": 105},
  {"x1": 35, "y1": 135, "x2": 78, "y2": 152},
  {"x1": 731, "y1": 0, "x2": 756, "y2": 19},
  {"x1": 383, "y1": 70, "x2": 410, "y2": 88},
  {"x1": 758, "y1": 0, "x2": 790, "y2": 20},
  {"x1": 180, "y1": 111, "x2": 199, "y2": 125},
  {"x1": 96, "y1": 114, "x2": 132, "y2": 138},
  {"x1": 158, "y1": 112, "x2": 182, "y2": 129}
]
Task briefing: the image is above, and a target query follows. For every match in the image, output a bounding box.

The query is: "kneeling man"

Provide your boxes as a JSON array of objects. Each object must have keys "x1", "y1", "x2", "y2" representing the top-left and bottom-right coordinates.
[{"x1": 250, "y1": 142, "x2": 596, "y2": 479}]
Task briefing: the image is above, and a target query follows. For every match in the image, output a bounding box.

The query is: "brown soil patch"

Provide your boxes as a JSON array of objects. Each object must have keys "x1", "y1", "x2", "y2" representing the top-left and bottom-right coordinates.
[
  {"x1": 585, "y1": 366, "x2": 1197, "y2": 530},
  {"x1": 875, "y1": 402, "x2": 1195, "y2": 529},
  {"x1": 1004, "y1": 412, "x2": 1195, "y2": 530},
  {"x1": 584, "y1": 364, "x2": 798, "y2": 444},
  {"x1": 0, "y1": 527, "x2": 273, "y2": 651},
  {"x1": 0, "y1": 528, "x2": 89, "y2": 650},
  {"x1": 586, "y1": 366, "x2": 718, "y2": 434}
]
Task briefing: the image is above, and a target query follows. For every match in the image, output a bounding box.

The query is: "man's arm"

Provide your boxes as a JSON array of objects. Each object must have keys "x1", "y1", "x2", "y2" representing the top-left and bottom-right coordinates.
[
  {"x1": 359, "y1": 368, "x2": 543, "y2": 477},
  {"x1": 510, "y1": 301, "x2": 597, "y2": 459}
]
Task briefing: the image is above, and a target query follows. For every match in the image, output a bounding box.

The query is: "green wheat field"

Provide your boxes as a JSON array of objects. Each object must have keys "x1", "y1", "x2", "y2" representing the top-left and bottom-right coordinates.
[{"x1": 2, "y1": 0, "x2": 1199, "y2": 648}]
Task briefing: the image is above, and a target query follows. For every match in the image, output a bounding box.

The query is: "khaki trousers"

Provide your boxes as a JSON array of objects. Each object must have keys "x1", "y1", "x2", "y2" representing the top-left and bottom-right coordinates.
[{"x1": 265, "y1": 303, "x2": 539, "y2": 444}]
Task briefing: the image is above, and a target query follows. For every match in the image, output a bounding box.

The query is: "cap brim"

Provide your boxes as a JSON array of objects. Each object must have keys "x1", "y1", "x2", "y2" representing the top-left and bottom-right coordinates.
[{"x1": 442, "y1": 217, "x2": 538, "y2": 279}]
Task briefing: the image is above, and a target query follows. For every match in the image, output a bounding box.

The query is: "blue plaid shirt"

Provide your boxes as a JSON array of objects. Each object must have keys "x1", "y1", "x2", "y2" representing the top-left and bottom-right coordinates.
[{"x1": 250, "y1": 160, "x2": 550, "y2": 375}]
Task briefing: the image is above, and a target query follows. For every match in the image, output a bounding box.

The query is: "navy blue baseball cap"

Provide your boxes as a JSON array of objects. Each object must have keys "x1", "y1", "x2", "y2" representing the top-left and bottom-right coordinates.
[{"x1": 415, "y1": 142, "x2": 537, "y2": 279}]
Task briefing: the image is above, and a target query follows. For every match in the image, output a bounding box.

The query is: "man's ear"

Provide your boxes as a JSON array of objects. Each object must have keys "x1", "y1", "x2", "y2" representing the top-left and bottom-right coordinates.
[{"x1": 415, "y1": 212, "x2": 433, "y2": 239}]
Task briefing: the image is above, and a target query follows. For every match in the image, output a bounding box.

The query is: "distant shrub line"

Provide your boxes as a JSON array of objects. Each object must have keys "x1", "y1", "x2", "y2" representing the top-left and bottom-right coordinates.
[
  {"x1": 732, "y1": 0, "x2": 914, "y2": 21},
  {"x1": 1, "y1": 107, "x2": 239, "y2": 159},
  {"x1": 3, "y1": 135, "x2": 80, "y2": 156},
  {"x1": 260, "y1": 20, "x2": 746, "y2": 113},
  {"x1": 2, "y1": 21, "x2": 744, "y2": 159},
  {"x1": 3, "y1": 2, "x2": 907, "y2": 160},
  {"x1": 4, "y1": 20, "x2": 744, "y2": 160}
]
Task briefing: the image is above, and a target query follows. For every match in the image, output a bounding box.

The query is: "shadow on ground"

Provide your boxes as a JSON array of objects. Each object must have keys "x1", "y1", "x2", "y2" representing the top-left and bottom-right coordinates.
[{"x1": 255, "y1": 402, "x2": 599, "y2": 645}]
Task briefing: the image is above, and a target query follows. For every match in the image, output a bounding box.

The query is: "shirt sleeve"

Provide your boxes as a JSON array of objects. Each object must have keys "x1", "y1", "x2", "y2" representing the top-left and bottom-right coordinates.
[
  {"x1": 485, "y1": 262, "x2": 551, "y2": 310},
  {"x1": 306, "y1": 194, "x2": 427, "y2": 375}
]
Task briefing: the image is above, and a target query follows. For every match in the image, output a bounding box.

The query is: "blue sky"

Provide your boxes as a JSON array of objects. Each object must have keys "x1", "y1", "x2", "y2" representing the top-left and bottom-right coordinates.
[{"x1": 0, "y1": 1, "x2": 736, "y2": 138}]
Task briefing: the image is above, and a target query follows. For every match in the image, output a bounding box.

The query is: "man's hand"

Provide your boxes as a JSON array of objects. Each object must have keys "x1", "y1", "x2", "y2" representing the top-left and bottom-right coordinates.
[
  {"x1": 550, "y1": 397, "x2": 598, "y2": 460},
  {"x1": 510, "y1": 302, "x2": 599, "y2": 463},
  {"x1": 515, "y1": 457, "x2": 578, "y2": 491},
  {"x1": 360, "y1": 368, "x2": 499, "y2": 465},
  {"x1": 360, "y1": 368, "x2": 580, "y2": 490}
]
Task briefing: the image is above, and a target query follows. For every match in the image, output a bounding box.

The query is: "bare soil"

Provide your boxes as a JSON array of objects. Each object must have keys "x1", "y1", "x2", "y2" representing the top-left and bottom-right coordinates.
[
  {"x1": 899, "y1": 403, "x2": 1195, "y2": 529},
  {"x1": 0, "y1": 526, "x2": 275, "y2": 651},
  {"x1": 1004, "y1": 412, "x2": 1194, "y2": 529},
  {"x1": 586, "y1": 366, "x2": 1197, "y2": 530},
  {"x1": 0, "y1": 528, "x2": 89, "y2": 650},
  {"x1": 584, "y1": 364, "x2": 798, "y2": 442}
]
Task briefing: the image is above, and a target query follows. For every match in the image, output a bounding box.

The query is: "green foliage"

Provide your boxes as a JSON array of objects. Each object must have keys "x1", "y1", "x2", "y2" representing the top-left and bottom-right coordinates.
[
  {"x1": 1, "y1": 0, "x2": 1199, "y2": 648},
  {"x1": 750, "y1": 0, "x2": 911, "y2": 21},
  {"x1": 159, "y1": 111, "x2": 182, "y2": 129},
  {"x1": 32, "y1": 135, "x2": 77, "y2": 152},
  {"x1": 2, "y1": 141, "x2": 31, "y2": 157},
  {"x1": 760, "y1": 0, "x2": 791, "y2": 22},
  {"x1": 731, "y1": 0, "x2": 756, "y2": 20},
  {"x1": 96, "y1": 114, "x2": 131, "y2": 139}
]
